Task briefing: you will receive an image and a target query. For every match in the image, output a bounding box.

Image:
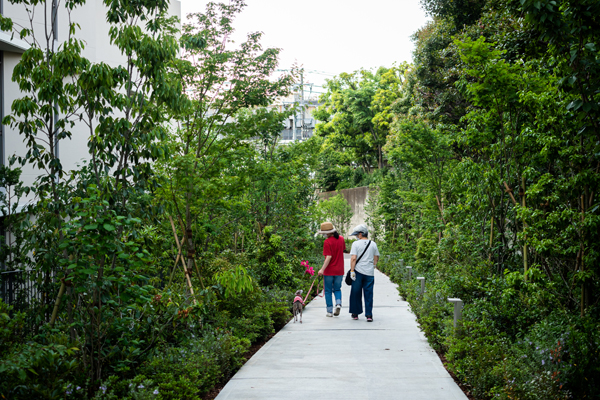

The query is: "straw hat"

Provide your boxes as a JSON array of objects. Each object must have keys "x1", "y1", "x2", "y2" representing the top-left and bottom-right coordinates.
[{"x1": 316, "y1": 222, "x2": 337, "y2": 235}]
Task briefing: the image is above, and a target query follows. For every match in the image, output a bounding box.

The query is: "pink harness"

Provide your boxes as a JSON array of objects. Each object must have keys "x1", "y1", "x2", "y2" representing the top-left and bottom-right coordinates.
[{"x1": 293, "y1": 296, "x2": 304, "y2": 304}]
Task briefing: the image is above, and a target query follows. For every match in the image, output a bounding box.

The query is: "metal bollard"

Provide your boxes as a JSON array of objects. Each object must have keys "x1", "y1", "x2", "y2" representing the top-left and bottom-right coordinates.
[
  {"x1": 417, "y1": 277, "x2": 425, "y2": 295},
  {"x1": 447, "y1": 298, "x2": 463, "y2": 328},
  {"x1": 406, "y1": 266, "x2": 412, "y2": 280}
]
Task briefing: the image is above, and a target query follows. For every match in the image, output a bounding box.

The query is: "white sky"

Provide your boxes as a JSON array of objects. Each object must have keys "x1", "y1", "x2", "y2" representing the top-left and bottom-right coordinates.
[{"x1": 179, "y1": 0, "x2": 431, "y2": 91}]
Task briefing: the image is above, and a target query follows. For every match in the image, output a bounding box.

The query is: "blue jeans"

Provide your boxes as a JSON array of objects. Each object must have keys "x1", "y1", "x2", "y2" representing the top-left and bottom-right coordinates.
[
  {"x1": 349, "y1": 271, "x2": 374, "y2": 316},
  {"x1": 324, "y1": 275, "x2": 343, "y2": 313}
]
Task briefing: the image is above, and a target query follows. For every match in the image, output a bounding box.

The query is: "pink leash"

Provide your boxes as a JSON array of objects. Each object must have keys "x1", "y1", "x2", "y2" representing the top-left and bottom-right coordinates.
[{"x1": 302, "y1": 276, "x2": 323, "y2": 304}]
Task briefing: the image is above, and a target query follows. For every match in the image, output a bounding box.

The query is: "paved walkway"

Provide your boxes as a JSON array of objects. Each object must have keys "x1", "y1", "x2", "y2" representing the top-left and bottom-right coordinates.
[{"x1": 216, "y1": 255, "x2": 467, "y2": 399}]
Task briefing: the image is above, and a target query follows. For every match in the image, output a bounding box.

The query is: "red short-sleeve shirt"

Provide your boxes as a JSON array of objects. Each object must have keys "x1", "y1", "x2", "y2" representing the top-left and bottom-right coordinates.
[{"x1": 322, "y1": 235, "x2": 345, "y2": 276}]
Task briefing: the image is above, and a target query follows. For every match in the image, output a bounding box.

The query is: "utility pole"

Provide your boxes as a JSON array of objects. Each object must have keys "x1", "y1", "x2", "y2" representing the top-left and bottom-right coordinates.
[{"x1": 300, "y1": 71, "x2": 305, "y2": 140}]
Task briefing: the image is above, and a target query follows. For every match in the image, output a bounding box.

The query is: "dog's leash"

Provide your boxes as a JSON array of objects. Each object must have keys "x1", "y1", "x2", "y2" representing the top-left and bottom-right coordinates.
[{"x1": 302, "y1": 275, "x2": 324, "y2": 304}]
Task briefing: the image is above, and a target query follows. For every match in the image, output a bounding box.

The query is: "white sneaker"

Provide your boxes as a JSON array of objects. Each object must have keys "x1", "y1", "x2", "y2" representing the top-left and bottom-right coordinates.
[
  {"x1": 326, "y1": 312, "x2": 333, "y2": 317},
  {"x1": 334, "y1": 304, "x2": 341, "y2": 316}
]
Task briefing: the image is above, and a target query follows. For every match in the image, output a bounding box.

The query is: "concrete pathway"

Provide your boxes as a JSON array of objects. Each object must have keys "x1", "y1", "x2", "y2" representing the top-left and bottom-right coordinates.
[{"x1": 216, "y1": 255, "x2": 467, "y2": 400}]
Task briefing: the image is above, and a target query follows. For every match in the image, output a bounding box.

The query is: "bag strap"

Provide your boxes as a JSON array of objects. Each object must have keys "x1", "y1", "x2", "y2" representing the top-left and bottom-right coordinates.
[{"x1": 356, "y1": 240, "x2": 371, "y2": 264}]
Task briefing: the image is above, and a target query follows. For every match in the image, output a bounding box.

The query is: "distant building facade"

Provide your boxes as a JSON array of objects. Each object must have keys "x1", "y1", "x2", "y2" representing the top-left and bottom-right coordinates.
[{"x1": 272, "y1": 93, "x2": 321, "y2": 143}]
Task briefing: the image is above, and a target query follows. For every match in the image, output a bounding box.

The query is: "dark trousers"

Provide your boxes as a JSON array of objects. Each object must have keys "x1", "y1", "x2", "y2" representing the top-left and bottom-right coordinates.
[{"x1": 349, "y1": 271, "x2": 374, "y2": 316}]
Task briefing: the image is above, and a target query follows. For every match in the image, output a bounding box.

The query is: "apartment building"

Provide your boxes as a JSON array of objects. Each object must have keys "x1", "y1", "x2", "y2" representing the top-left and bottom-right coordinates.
[{"x1": 272, "y1": 92, "x2": 321, "y2": 143}]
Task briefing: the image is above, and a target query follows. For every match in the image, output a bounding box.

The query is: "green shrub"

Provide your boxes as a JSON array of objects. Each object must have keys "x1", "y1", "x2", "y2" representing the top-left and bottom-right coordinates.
[
  {"x1": 253, "y1": 226, "x2": 294, "y2": 288},
  {"x1": 493, "y1": 310, "x2": 600, "y2": 400},
  {"x1": 144, "y1": 329, "x2": 249, "y2": 397},
  {"x1": 0, "y1": 338, "x2": 79, "y2": 400},
  {"x1": 415, "y1": 232, "x2": 437, "y2": 261},
  {"x1": 0, "y1": 299, "x2": 27, "y2": 355},
  {"x1": 444, "y1": 319, "x2": 509, "y2": 398},
  {"x1": 411, "y1": 292, "x2": 453, "y2": 352},
  {"x1": 92, "y1": 376, "x2": 162, "y2": 400},
  {"x1": 263, "y1": 287, "x2": 294, "y2": 330},
  {"x1": 224, "y1": 307, "x2": 274, "y2": 343},
  {"x1": 96, "y1": 329, "x2": 250, "y2": 400}
]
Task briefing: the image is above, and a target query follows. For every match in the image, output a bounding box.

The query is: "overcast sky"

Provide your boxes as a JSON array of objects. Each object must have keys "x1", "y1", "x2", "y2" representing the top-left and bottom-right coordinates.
[{"x1": 179, "y1": 0, "x2": 431, "y2": 90}]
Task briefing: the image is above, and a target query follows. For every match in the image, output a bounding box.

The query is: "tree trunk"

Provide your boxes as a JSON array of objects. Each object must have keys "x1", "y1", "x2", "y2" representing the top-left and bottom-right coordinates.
[
  {"x1": 521, "y1": 176, "x2": 528, "y2": 280},
  {"x1": 580, "y1": 194, "x2": 587, "y2": 317}
]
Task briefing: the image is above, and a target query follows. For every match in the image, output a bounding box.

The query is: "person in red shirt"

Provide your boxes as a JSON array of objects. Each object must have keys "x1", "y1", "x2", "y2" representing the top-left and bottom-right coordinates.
[{"x1": 317, "y1": 222, "x2": 346, "y2": 317}]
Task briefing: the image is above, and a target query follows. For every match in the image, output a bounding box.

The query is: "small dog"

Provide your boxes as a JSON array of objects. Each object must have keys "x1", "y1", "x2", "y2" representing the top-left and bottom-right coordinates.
[{"x1": 293, "y1": 290, "x2": 304, "y2": 323}]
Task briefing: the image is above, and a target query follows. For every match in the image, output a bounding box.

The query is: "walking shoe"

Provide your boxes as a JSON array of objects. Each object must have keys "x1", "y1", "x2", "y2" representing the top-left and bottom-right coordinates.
[
  {"x1": 366, "y1": 316, "x2": 373, "y2": 322},
  {"x1": 351, "y1": 314, "x2": 358, "y2": 320},
  {"x1": 334, "y1": 304, "x2": 341, "y2": 316},
  {"x1": 326, "y1": 312, "x2": 333, "y2": 317}
]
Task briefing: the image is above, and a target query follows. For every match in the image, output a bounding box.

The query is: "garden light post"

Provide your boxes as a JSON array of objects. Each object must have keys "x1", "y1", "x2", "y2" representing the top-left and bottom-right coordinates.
[
  {"x1": 406, "y1": 266, "x2": 412, "y2": 280},
  {"x1": 417, "y1": 276, "x2": 425, "y2": 295},
  {"x1": 447, "y1": 298, "x2": 463, "y2": 328}
]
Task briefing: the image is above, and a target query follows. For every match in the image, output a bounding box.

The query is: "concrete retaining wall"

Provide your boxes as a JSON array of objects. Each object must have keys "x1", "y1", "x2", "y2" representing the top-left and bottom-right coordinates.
[{"x1": 319, "y1": 186, "x2": 373, "y2": 237}]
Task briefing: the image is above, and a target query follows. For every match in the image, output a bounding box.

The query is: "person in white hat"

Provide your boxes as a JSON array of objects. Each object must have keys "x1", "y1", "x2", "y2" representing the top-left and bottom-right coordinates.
[
  {"x1": 316, "y1": 222, "x2": 346, "y2": 317},
  {"x1": 349, "y1": 224, "x2": 379, "y2": 322}
]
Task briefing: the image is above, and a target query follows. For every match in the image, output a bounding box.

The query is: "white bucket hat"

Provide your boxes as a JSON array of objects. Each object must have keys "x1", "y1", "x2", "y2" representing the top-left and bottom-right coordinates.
[{"x1": 350, "y1": 224, "x2": 368, "y2": 237}]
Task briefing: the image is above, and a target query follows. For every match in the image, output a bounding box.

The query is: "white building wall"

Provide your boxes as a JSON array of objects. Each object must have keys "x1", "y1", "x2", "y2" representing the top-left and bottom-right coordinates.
[{"x1": 1, "y1": 0, "x2": 181, "y2": 196}]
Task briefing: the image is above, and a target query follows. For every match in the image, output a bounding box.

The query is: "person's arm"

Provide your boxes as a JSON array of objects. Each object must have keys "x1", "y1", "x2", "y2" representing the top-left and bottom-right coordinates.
[
  {"x1": 373, "y1": 242, "x2": 380, "y2": 269},
  {"x1": 349, "y1": 241, "x2": 357, "y2": 279},
  {"x1": 319, "y1": 256, "x2": 332, "y2": 276}
]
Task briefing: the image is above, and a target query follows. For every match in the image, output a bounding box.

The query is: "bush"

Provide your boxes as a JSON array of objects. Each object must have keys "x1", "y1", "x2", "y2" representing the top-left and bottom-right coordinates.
[
  {"x1": 0, "y1": 299, "x2": 26, "y2": 355},
  {"x1": 96, "y1": 329, "x2": 250, "y2": 400},
  {"x1": 263, "y1": 287, "x2": 294, "y2": 331},
  {"x1": 145, "y1": 330, "x2": 249, "y2": 399},
  {"x1": 222, "y1": 307, "x2": 275, "y2": 343},
  {"x1": 253, "y1": 226, "x2": 294, "y2": 288},
  {"x1": 1, "y1": 305, "x2": 80, "y2": 399},
  {"x1": 92, "y1": 376, "x2": 161, "y2": 400},
  {"x1": 444, "y1": 319, "x2": 509, "y2": 398},
  {"x1": 494, "y1": 310, "x2": 600, "y2": 400},
  {"x1": 0, "y1": 338, "x2": 79, "y2": 400}
]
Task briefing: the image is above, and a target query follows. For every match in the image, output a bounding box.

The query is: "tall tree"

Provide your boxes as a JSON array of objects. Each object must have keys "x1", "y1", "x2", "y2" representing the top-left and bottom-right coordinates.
[
  {"x1": 314, "y1": 66, "x2": 403, "y2": 174},
  {"x1": 161, "y1": 0, "x2": 294, "y2": 280}
]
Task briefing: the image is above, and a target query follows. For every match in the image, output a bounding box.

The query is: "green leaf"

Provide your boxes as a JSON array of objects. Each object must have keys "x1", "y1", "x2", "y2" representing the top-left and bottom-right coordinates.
[
  {"x1": 567, "y1": 99, "x2": 582, "y2": 110},
  {"x1": 81, "y1": 269, "x2": 96, "y2": 275},
  {"x1": 84, "y1": 224, "x2": 98, "y2": 230},
  {"x1": 103, "y1": 223, "x2": 115, "y2": 231}
]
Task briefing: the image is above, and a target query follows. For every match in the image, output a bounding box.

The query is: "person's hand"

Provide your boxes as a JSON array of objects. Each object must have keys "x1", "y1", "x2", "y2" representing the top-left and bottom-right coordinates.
[
  {"x1": 318, "y1": 269, "x2": 324, "y2": 276},
  {"x1": 351, "y1": 271, "x2": 356, "y2": 281}
]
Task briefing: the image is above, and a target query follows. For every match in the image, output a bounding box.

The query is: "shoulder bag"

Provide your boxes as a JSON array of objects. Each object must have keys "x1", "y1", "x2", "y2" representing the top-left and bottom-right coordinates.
[{"x1": 345, "y1": 240, "x2": 371, "y2": 286}]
